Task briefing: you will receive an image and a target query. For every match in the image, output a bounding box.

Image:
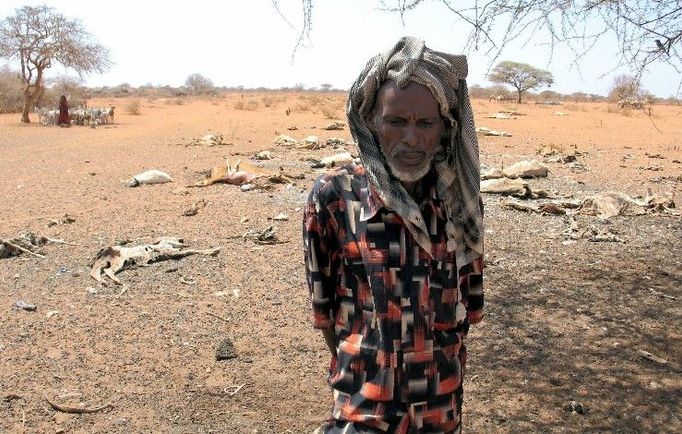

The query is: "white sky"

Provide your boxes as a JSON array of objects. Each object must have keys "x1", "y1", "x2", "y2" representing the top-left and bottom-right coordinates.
[{"x1": 0, "y1": 0, "x2": 678, "y2": 97}]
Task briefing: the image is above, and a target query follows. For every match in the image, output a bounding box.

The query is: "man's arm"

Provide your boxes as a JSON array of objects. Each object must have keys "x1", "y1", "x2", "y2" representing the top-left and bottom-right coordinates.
[
  {"x1": 321, "y1": 325, "x2": 337, "y2": 357},
  {"x1": 459, "y1": 256, "x2": 484, "y2": 324},
  {"x1": 303, "y1": 183, "x2": 339, "y2": 351}
]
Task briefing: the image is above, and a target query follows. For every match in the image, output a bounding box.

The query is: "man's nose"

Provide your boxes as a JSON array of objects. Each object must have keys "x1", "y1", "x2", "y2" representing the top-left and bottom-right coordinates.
[{"x1": 403, "y1": 124, "x2": 418, "y2": 146}]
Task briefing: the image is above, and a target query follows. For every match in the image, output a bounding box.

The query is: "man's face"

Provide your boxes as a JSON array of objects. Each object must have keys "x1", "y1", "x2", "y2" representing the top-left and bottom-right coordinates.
[{"x1": 370, "y1": 81, "x2": 444, "y2": 183}]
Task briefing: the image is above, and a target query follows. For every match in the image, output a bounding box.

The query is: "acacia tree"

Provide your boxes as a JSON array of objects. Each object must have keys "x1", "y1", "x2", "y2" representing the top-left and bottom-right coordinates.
[
  {"x1": 0, "y1": 5, "x2": 111, "y2": 123},
  {"x1": 608, "y1": 74, "x2": 642, "y2": 102},
  {"x1": 284, "y1": 1, "x2": 681, "y2": 85},
  {"x1": 185, "y1": 73, "x2": 215, "y2": 95},
  {"x1": 488, "y1": 61, "x2": 554, "y2": 103}
]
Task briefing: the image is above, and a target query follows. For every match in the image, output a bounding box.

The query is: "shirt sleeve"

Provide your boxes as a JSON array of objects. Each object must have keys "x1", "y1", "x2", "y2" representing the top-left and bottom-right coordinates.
[
  {"x1": 303, "y1": 182, "x2": 339, "y2": 329},
  {"x1": 459, "y1": 256, "x2": 484, "y2": 324}
]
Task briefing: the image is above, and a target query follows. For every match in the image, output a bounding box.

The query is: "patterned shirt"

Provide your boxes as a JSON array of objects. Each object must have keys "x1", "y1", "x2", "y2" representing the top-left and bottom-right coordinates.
[{"x1": 303, "y1": 164, "x2": 483, "y2": 432}]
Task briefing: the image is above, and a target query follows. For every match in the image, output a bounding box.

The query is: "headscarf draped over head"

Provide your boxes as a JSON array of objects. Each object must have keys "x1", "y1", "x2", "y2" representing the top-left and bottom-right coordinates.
[{"x1": 347, "y1": 36, "x2": 483, "y2": 266}]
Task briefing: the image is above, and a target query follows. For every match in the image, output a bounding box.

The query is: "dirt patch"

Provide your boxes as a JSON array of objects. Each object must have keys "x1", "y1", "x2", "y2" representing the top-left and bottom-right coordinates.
[{"x1": 0, "y1": 95, "x2": 680, "y2": 433}]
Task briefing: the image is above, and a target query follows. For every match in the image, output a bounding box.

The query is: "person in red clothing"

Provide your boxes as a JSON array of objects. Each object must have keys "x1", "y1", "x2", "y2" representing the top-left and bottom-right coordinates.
[
  {"x1": 304, "y1": 37, "x2": 484, "y2": 434},
  {"x1": 57, "y1": 95, "x2": 70, "y2": 126}
]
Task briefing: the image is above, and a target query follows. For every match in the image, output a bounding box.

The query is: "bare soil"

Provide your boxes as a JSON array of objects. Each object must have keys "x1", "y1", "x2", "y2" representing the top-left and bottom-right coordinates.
[{"x1": 1, "y1": 94, "x2": 680, "y2": 433}]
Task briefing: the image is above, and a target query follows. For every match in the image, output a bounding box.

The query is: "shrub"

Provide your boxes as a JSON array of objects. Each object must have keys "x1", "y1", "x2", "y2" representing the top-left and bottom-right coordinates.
[
  {"x1": 234, "y1": 99, "x2": 259, "y2": 111},
  {"x1": 0, "y1": 66, "x2": 23, "y2": 113},
  {"x1": 126, "y1": 99, "x2": 142, "y2": 115},
  {"x1": 320, "y1": 105, "x2": 339, "y2": 119}
]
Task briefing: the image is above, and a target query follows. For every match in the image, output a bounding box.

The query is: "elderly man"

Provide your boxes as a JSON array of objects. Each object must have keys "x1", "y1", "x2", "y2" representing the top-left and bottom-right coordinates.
[{"x1": 303, "y1": 37, "x2": 484, "y2": 434}]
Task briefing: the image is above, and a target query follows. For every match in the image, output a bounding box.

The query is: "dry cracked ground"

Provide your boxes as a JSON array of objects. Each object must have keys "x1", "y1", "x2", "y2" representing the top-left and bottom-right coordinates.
[{"x1": 1, "y1": 93, "x2": 680, "y2": 433}]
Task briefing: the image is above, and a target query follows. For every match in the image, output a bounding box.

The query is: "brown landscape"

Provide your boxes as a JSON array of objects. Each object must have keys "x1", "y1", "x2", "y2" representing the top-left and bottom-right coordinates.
[{"x1": 1, "y1": 93, "x2": 680, "y2": 433}]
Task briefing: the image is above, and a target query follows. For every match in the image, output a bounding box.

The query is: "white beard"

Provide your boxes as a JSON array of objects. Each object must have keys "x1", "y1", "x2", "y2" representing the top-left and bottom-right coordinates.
[
  {"x1": 387, "y1": 159, "x2": 432, "y2": 183},
  {"x1": 381, "y1": 146, "x2": 434, "y2": 183}
]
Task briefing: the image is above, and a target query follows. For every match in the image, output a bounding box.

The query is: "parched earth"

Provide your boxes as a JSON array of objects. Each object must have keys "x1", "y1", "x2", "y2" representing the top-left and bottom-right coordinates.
[{"x1": 0, "y1": 94, "x2": 680, "y2": 433}]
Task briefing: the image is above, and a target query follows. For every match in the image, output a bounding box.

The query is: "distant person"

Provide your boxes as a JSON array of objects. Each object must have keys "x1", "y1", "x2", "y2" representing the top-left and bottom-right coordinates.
[
  {"x1": 303, "y1": 36, "x2": 484, "y2": 433},
  {"x1": 58, "y1": 95, "x2": 70, "y2": 127}
]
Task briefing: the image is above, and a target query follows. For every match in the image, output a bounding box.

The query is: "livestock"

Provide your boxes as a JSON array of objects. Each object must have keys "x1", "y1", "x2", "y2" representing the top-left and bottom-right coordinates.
[
  {"x1": 488, "y1": 94, "x2": 515, "y2": 103},
  {"x1": 618, "y1": 98, "x2": 645, "y2": 109}
]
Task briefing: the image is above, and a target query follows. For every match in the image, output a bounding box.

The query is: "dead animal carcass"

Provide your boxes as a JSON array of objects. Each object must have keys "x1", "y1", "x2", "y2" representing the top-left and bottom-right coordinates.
[
  {"x1": 127, "y1": 170, "x2": 173, "y2": 187},
  {"x1": 90, "y1": 237, "x2": 220, "y2": 284}
]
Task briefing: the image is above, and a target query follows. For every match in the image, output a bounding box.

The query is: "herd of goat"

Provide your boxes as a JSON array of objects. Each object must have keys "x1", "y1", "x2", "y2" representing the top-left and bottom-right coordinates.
[{"x1": 33, "y1": 106, "x2": 116, "y2": 126}]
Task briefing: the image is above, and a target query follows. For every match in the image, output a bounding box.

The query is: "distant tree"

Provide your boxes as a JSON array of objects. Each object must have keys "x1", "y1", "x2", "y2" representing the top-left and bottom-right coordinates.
[
  {"x1": 0, "y1": 5, "x2": 111, "y2": 123},
  {"x1": 608, "y1": 75, "x2": 642, "y2": 102},
  {"x1": 0, "y1": 65, "x2": 23, "y2": 113},
  {"x1": 185, "y1": 73, "x2": 215, "y2": 95},
  {"x1": 539, "y1": 90, "x2": 560, "y2": 102},
  {"x1": 570, "y1": 92, "x2": 589, "y2": 103},
  {"x1": 488, "y1": 61, "x2": 554, "y2": 103},
  {"x1": 294, "y1": 82, "x2": 305, "y2": 92},
  {"x1": 320, "y1": 83, "x2": 333, "y2": 92},
  {"x1": 47, "y1": 75, "x2": 87, "y2": 108}
]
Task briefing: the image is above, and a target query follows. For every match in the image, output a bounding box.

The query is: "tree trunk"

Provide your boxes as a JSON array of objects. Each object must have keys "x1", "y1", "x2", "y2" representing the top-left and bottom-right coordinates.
[
  {"x1": 21, "y1": 96, "x2": 32, "y2": 123},
  {"x1": 517, "y1": 90, "x2": 522, "y2": 104}
]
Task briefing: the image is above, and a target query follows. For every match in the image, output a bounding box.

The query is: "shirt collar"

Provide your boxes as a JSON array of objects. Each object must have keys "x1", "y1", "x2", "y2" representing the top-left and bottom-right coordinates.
[{"x1": 359, "y1": 171, "x2": 439, "y2": 222}]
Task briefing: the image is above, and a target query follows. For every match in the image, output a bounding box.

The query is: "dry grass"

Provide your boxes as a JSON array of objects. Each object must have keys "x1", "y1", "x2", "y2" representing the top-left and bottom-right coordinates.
[
  {"x1": 320, "y1": 105, "x2": 341, "y2": 119},
  {"x1": 125, "y1": 99, "x2": 142, "y2": 115},
  {"x1": 234, "y1": 99, "x2": 260, "y2": 111}
]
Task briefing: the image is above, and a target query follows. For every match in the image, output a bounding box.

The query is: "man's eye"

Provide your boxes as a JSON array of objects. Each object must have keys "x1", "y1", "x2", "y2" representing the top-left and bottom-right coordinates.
[{"x1": 388, "y1": 119, "x2": 406, "y2": 126}]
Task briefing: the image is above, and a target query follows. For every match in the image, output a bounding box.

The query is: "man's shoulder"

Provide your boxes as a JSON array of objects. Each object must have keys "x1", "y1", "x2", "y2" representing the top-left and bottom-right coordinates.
[{"x1": 308, "y1": 163, "x2": 367, "y2": 203}]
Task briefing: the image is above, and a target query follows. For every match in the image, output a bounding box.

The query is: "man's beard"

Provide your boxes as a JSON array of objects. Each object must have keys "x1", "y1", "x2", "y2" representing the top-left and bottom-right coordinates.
[{"x1": 382, "y1": 148, "x2": 434, "y2": 183}]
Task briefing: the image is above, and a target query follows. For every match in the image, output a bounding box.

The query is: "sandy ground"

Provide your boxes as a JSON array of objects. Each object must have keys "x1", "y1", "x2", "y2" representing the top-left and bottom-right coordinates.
[{"x1": 0, "y1": 93, "x2": 680, "y2": 433}]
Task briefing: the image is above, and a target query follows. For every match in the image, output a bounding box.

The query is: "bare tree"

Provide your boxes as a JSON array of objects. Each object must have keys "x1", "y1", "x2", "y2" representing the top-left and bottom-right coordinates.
[
  {"x1": 608, "y1": 74, "x2": 642, "y2": 102},
  {"x1": 289, "y1": 1, "x2": 681, "y2": 86},
  {"x1": 185, "y1": 73, "x2": 215, "y2": 95},
  {"x1": 488, "y1": 61, "x2": 554, "y2": 103},
  {"x1": 0, "y1": 5, "x2": 111, "y2": 123}
]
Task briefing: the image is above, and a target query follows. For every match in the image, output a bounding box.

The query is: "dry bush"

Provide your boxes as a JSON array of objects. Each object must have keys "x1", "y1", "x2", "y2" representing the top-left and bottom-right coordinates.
[
  {"x1": 262, "y1": 95, "x2": 276, "y2": 107},
  {"x1": 320, "y1": 104, "x2": 340, "y2": 119},
  {"x1": 163, "y1": 98, "x2": 185, "y2": 105},
  {"x1": 563, "y1": 103, "x2": 586, "y2": 112},
  {"x1": 307, "y1": 95, "x2": 323, "y2": 106},
  {"x1": 294, "y1": 102, "x2": 311, "y2": 112},
  {"x1": 0, "y1": 67, "x2": 23, "y2": 113},
  {"x1": 234, "y1": 99, "x2": 259, "y2": 111},
  {"x1": 126, "y1": 99, "x2": 142, "y2": 115}
]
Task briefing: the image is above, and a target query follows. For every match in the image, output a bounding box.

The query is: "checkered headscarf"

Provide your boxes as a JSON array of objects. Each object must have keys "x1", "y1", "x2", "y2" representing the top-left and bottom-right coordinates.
[{"x1": 347, "y1": 36, "x2": 483, "y2": 265}]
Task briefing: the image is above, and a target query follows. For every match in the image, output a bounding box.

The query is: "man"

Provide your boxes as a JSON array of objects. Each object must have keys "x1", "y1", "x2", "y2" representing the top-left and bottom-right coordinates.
[{"x1": 304, "y1": 37, "x2": 484, "y2": 434}]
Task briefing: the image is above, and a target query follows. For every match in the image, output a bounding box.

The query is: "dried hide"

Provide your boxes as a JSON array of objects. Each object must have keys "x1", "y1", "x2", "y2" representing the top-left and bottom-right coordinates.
[
  {"x1": 192, "y1": 158, "x2": 273, "y2": 187},
  {"x1": 476, "y1": 127, "x2": 512, "y2": 137},
  {"x1": 273, "y1": 135, "x2": 299, "y2": 147},
  {"x1": 502, "y1": 160, "x2": 549, "y2": 179},
  {"x1": 90, "y1": 237, "x2": 220, "y2": 284},
  {"x1": 480, "y1": 166, "x2": 504, "y2": 180},
  {"x1": 323, "y1": 122, "x2": 346, "y2": 130},
  {"x1": 127, "y1": 170, "x2": 173, "y2": 187},
  {"x1": 500, "y1": 199, "x2": 567, "y2": 215},
  {"x1": 484, "y1": 112, "x2": 515, "y2": 119},
  {"x1": 186, "y1": 134, "x2": 230, "y2": 147},
  {"x1": 320, "y1": 152, "x2": 355, "y2": 168},
  {"x1": 480, "y1": 177, "x2": 531, "y2": 197},
  {"x1": 1, "y1": 232, "x2": 52, "y2": 258},
  {"x1": 580, "y1": 192, "x2": 676, "y2": 219}
]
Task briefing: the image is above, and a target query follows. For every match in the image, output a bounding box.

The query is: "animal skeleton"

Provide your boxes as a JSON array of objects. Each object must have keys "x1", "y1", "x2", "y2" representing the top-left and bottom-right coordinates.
[{"x1": 90, "y1": 237, "x2": 220, "y2": 284}]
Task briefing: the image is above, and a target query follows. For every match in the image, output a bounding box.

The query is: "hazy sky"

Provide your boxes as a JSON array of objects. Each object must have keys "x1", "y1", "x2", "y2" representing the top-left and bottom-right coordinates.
[{"x1": 0, "y1": 0, "x2": 678, "y2": 97}]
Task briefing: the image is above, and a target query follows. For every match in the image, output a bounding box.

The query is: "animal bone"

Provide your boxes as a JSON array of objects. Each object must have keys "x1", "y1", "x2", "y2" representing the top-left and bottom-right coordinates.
[{"x1": 90, "y1": 237, "x2": 220, "y2": 284}]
